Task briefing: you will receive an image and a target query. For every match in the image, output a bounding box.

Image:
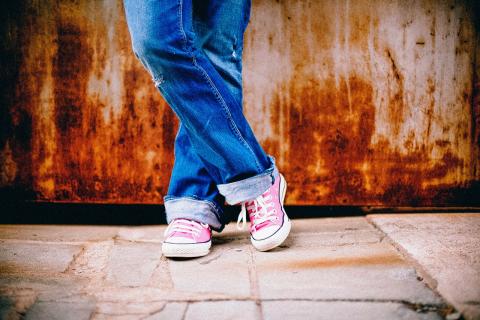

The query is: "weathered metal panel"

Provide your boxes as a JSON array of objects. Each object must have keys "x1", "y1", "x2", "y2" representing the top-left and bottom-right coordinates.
[{"x1": 0, "y1": 0, "x2": 478, "y2": 205}]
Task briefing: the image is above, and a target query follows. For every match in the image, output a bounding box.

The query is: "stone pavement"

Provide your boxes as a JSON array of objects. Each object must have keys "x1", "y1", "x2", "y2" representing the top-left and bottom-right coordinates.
[
  {"x1": 368, "y1": 214, "x2": 480, "y2": 320},
  {"x1": 0, "y1": 214, "x2": 478, "y2": 319}
]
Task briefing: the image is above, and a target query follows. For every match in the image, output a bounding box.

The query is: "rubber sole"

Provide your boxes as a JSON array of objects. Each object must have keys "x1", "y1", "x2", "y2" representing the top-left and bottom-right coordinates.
[
  {"x1": 251, "y1": 174, "x2": 291, "y2": 252},
  {"x1": 162, "y1": 240, "x2": 211, "y2": 258}
]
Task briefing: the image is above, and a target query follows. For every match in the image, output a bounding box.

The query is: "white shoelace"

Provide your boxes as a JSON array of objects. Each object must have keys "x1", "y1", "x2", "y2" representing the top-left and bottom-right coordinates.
[
  {"x1": 164, "y1": 219, "x2": 206, "y2": 238},
  {"x1": 237, "y1": 193, "x2": 277, "y2": 231}
]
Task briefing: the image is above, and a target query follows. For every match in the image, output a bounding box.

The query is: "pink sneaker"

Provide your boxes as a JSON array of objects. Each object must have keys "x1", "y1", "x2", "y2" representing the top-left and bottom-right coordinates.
[
  {"x1": 237, "y1": 173, "x2": 291, "y2": 251},
  {"x1": 162, "y1": 218, "x2": 212, "y2": 258}
]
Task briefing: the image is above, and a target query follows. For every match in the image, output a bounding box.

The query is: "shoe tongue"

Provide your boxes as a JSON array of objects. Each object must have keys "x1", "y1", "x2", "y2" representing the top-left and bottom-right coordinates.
[
  {"x1": 177, "y1": 219, "x2": 203, "y2": 229},
  {"x1": 170, "y1": 219, "x2": 197, "y2": 238},
  {"x1": 172, "y1": 230, "x2": 194, "y2": 238}
]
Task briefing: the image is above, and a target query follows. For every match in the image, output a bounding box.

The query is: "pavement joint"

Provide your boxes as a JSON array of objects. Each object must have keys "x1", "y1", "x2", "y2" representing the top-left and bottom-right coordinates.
[
  {"x1": 367, "y1": 214, "x2": 480, "y2": 319},
  {"x1": 62, "y1": 245, "x2": 88, "y2": 274},
  {"x1": 148, "y1": 255, "x2": 174, "y2": 289},
  {"x1": 67, "y1": 240, "x2": 114, "y2": 289},
  {"x1": 181, "y1": 303, "x2": 189, "y2": 320},
  {"x1": 366, "y1": 216, "x2": 441, "y2": 292},
  {"x1": 0, "y1": 239, "x2": 90, "y2": 245},
  {"x1": 247, "y1": 245, "x2": 263, "y2": 320},
  {"x1": 139, "y1": 303, "x2": 168, "y2": 320},
  {"x1": 197, "y1": 250, "x2": 224, "y2": 265},
  {"x1": 112, "y1": 236, "x2": 163, "y2": 245},
  {"x1": 134, "y1": 297, "x2": 450, "y2": 304}
]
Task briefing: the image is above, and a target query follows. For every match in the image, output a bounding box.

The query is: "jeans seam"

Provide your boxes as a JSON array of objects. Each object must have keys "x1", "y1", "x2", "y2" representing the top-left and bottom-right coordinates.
[
  {"x1": 164, "y1": 194, "x2": 223, "y2": 222},
  {"x1": 177, "y1": 0, "x2": 263, "y2": 173}
]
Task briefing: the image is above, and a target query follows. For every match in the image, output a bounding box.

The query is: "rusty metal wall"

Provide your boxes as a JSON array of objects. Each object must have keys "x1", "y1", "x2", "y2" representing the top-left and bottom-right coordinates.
[{"x1": 0, "y1": 0, "x2": 478, "y2": 205}]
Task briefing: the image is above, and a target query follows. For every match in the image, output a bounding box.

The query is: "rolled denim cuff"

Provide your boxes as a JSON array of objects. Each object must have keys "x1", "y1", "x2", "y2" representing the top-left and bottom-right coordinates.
[
  {"x1": 164, "y1": 196, "x2": 224, "y2": 232},
  {"x1": 217, "y1": 155, "x2": 279, "y2": 205}
]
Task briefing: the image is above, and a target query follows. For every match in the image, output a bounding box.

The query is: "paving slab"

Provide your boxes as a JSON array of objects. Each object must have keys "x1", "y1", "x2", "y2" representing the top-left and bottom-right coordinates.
[
  {"x1": 0, "y1": 224, "x2": 118, "y2": 243},
  {"x1": 284, "y1": 229, "x2": 382, "y2": 248},
  {"x1": 24, "y1": 298, "x2": 96, "y2": 320},
  {"x1": 0, "y1": 241, "x2": 82, "y2": 274},
  {"x1": 115, "y1": 225, "x2": 166, "y2": 243},
  {"x1": 262, "y1": 301, "x2": 444, "y2": 320},
  {"x1": 287, "y1": 217, "x2": 379, "y2": 233},
  {"x1": 94, "y1": 299, "x2": 167, "y2": 317},
  {"x1": 64, "y1": 240, "x2": 114, "y2": 282},
  {"x1": 143, "y1": 302, "x2": 187, "y2": 320},
  {"x1": 185, "y1": 301, "x2": 259, "y2": 320},
  {"x1": 168, "y1": 244, "x2": 252, "y2": 298},
  {"x1": 105, "y1": 240, "x2": 163, "y2": 287},
  {"x1": 0, "y1": 218, "x2": 459, "y2": 319},
  {"x1": 368, "y1": 214, "x2": 480, "y2": 320},
  {"x1": 0, "y1": 278, "x2": 94, "y2": 319},
  {"x1": 254, "y1": 242, "x2": 442, "y2": 304}
]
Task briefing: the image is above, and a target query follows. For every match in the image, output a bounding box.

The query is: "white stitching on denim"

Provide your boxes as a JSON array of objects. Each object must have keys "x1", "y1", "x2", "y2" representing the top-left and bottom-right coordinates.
[
  {"x1": 177, "y1": 0, "x2": 263, "y2": 172},
  {"x1": 177, "y1": 0, "x2": 188, "y2": 52}
]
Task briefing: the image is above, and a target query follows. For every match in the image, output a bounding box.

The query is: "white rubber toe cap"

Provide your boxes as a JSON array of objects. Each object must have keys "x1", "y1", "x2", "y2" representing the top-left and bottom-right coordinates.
[
  {"x1": 251, "y1": 225, "x2": 281, "y2": 241},
  {"x1": 251, "y1": 214, "x2": 291, "y2": 252}
]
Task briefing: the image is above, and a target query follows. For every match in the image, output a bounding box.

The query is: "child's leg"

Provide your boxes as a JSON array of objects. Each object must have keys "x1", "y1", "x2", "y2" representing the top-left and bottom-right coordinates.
[
  {"x1": 162, "y1": 0, "x2": 254, "y2": 232},
  {"x1": 123, "y1": 0, "x2": 278, "y2": 209}
]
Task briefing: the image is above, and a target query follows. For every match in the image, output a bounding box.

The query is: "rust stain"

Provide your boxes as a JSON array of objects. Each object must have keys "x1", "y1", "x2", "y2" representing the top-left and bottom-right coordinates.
[
  {"x1": 0, "y1": 0, "x2": 478, "y2": 205},
  {"x1": 276, "y1": 252, "x2": 405, "y2": 270},
  {"x1": 385, "y1": 48, "x2": 406, "y2": 138},
  {"x1": 0, "y1": 261, "x2": 21, "y2": 275},
  {"x1": 267, "y1": 73, "x2": 469, "y2": 205},
  {"x1": 52, "y1": 19, "x2": 92, "y2": 200},
  {"x1": 20, "y1": 0, "x2": 177, "y2": 203},
  {"x1": 0, "y1": 1, "x2": 34, "y2": 198},
  {"x1": 260, "y1": 0, "x2": 477, "y2": 206}
]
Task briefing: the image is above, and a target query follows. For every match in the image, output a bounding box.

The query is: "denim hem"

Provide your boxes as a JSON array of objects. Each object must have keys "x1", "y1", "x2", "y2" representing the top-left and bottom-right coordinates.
[
  {"x1": 217, "y1": 155, "x2": 279, "y2": 205},
  {"x1": 163, "y1": 195, "x2": 225, "y2": 232}
]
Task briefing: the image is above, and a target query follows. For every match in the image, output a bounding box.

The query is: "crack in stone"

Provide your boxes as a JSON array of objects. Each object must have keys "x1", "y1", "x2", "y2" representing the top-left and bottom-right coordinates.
[
  {"x1": 147, "y1": 254, "x2": 174, "y2": 289},
  {"x1": 94, "y1": 297, "x2": 449, "y2": 305},
  {"x1": 94, "y1": 312, "x2": 151, "y2": 317},
  {"x1": 365, "y1": 217, "x2": 440, "y2": 291},
  {"x1": 112, "y1": 237, "x2": 163, "y2": 244},
  {"x1": 198, "y1": 250, "x2": 223, "y2": 265},
  {"x1": 139, "y1": 302, "x2": 168, "y2": 319},
  {"x1": 181, "y1": 303, "x2": 189, "y2": 320},
  {"x1": 62, "y1": 246, "x2": 87, "y2": 274},
  {"x1": 402, "y1": 301, "x2": 457, "y2": 317},
  {"x1": 364, "y1": 217, "x2": 462, "y2": 318},
  {"x1": 247, "y1": 246, "x2": 264, "y2": 320}
]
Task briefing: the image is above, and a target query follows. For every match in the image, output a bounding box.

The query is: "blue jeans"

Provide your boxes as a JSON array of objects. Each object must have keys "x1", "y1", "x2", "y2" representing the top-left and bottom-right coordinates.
[{"x1": 123, "y1": 0, "x2": 279, "y2": 231}]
